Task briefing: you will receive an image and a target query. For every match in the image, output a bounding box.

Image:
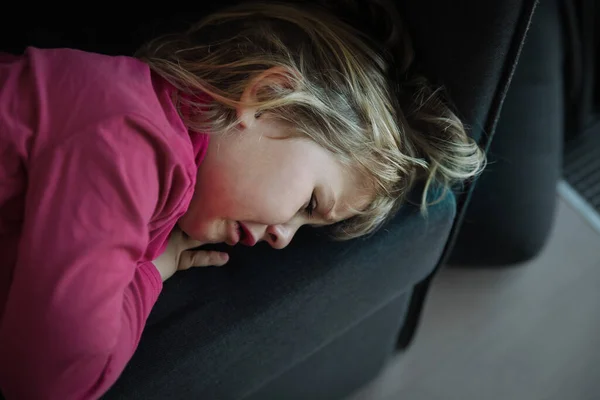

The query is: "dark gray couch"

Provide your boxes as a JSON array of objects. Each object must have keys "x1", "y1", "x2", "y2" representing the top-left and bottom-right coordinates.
[
  {"x1": 450, "y1": 0, "x2": 564, "y2": 266},
  {"x1": 0, "y1": 1, "x2": 538, "y2": 399}
]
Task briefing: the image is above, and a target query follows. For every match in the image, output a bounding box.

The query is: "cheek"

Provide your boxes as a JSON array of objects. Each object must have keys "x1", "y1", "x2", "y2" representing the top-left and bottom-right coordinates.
[
  {"x1": 212, "y1": 170, "x2": 307, "y2": 225},
  {"x1": 189, "y1": 139, "x2": 313, "y2": 224},
  {"x1": 187, "y1": 161, "x2": 261, "y2": 225},
  {"x1": 192, "y1": 167, "x2": 234, "y2": 216},
  {"x1": 178, "y1": 170, "x2": 236, "y2": 242},
  {"x1": 248, "y1": 172, "x2": 310, "y2": 223}
]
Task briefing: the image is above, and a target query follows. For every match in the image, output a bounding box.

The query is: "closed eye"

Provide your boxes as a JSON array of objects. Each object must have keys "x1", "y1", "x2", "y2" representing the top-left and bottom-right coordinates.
[{"x1": 304, "y1": 191, "x2": 317, "y2": 218}]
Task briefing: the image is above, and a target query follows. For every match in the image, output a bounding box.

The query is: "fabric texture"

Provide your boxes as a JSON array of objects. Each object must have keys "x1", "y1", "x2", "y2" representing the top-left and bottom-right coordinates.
[
  {"x1": 388, "y1": 0, "x2": 538, "y2": 349},
  {"x1": 449, "y1": 0, "x2": 563, "y2": 265},
  {"x1": 0, "y1": 48, "x2": 208, "y2": 399},
  {"x1": 244, "y1": 292, "x2": 412, "y2": 400},
  {"x1": 105, "y1": 186, "x2": 456, "y2": 400}
]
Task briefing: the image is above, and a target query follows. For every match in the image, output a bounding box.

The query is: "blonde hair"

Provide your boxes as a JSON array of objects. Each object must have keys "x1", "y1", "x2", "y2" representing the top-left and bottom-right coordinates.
[{"x1": 136, "y1": 1, "x2": 485, "y2": 240}]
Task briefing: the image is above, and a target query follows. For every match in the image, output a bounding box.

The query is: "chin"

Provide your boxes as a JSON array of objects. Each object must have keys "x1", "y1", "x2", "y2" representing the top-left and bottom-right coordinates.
[
  {"x1": 181, "y1": 221, "x2": 222, "y2": 244},
  {"x1": 177, "y1": 221, "x2": 201, "y2": 241}
]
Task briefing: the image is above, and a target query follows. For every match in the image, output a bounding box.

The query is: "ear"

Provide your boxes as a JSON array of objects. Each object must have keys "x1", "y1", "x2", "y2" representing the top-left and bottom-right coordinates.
[{"x1": 237, "y1": 66, "x2": 298, "y2": 128}]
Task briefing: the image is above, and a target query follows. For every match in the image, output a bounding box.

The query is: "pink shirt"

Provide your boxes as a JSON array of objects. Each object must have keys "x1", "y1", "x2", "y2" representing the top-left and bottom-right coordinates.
[{"x1": 0, "y1": 48, "x2": 208, "y2": 399}]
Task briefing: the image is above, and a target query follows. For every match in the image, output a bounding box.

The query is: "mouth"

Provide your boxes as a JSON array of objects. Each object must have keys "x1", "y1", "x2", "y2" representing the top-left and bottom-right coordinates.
[
  {"x1": 238, "y1": 222, "x2": 257, "y2": 246},
  {"x1": 228, "y1": 221, "x2": 257, "y2": 247}
]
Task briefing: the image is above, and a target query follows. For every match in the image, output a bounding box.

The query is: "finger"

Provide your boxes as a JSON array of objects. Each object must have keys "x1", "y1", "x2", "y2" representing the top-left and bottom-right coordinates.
[
  {"x1": 183, "y1": 237, "x2": 204, "y2": 251},
  {"x1": 178, "y1": 229, "x2": 203, "y2": 250},
  {"x1": 179, "y1": 250, "x2": 229, "y2": 270}
]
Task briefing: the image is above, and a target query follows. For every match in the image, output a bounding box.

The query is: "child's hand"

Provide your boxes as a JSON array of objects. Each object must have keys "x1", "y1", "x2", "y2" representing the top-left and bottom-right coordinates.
[{"x1": 152, "y1": 227, "x2": 229, "y2": 281}]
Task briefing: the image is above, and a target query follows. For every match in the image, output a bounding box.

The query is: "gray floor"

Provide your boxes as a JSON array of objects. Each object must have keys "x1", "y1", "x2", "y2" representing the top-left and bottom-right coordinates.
[{"x1": 350, "y1": 195, "x2": 600, "y2": 400}]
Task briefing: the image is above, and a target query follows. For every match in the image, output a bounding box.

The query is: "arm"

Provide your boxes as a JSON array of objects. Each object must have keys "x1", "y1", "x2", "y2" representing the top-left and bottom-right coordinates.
[{"x1": 0, "y1": 117, "x2": 164, "y2": 399}]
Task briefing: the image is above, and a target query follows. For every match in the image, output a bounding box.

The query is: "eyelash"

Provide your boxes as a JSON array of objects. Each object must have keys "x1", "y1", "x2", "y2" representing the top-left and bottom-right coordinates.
[{"x1": 304, "y1": 192, "x2": 317, "y2": 218}]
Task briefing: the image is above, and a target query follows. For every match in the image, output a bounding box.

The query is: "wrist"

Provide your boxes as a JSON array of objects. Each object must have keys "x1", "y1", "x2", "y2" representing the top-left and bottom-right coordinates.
[
  {"x1": 151, "y1": 260, "x2": 173, "y2": 282},
  {"x1": 139, "y1": 261, "x2": 164, "y2": 293}
]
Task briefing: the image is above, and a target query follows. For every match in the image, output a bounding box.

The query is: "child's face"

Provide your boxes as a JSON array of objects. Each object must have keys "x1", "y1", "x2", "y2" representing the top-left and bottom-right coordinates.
[{"x1": 178, "y1": 113, "x2": 372, "y2": 249}]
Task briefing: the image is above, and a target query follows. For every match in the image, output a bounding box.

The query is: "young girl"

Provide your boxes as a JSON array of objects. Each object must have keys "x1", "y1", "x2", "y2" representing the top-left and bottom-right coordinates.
[{"x1": 0, "y1": 1, "x2": 484, "y2": 398}]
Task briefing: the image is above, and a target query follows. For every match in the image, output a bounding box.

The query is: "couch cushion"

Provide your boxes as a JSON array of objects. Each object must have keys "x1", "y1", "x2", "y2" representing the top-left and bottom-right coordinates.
[
  {"x1": 399, "y1": 0, "x2": 534, "y2": 145},
  {"x1": 105, "y1": 187, "x2": 455, "y2": 399},
  {"x1": 449, "y1": 0, "x2": 562, "y2": 265}
]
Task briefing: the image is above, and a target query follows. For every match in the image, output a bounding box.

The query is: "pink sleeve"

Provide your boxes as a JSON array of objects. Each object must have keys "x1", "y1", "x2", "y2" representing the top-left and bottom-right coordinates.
[{"x1": 0, "y1": 116, "x2": 164, "y2": 399}]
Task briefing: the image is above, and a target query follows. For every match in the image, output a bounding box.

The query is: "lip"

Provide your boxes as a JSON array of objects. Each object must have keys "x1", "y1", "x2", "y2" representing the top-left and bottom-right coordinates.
[
  {"x1": 238, "y1": 222, "x2": 257, "y2": 246},
  {"x1": 227, "y1": 221, "x2": 241, "y2": 246}
]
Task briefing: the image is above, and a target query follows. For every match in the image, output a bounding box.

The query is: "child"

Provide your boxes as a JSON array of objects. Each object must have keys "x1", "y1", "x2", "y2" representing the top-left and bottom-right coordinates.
[{"x1": 0, "y1": 1, "x2": 484, "y2": 398}]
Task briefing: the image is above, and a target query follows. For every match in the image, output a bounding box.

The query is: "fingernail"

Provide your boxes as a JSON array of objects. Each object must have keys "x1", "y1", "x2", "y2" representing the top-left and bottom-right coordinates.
[{"x1": 220, "y1": 253, "x2": 229, "y2": 264}]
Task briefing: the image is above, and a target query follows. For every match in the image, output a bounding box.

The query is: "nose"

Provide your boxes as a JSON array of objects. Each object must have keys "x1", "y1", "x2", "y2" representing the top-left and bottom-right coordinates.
[{"x1": 265, "y1": 223, "x2": 298, "y2": 249}]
